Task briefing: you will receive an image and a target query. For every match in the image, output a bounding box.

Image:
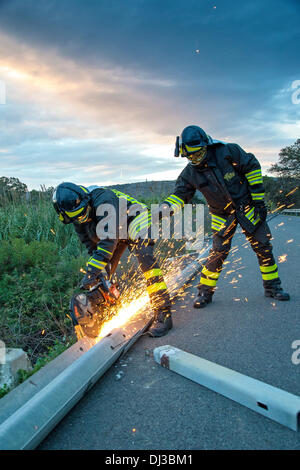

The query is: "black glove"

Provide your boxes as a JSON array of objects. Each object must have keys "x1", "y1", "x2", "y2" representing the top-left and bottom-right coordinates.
[
  {"x1": 253, "y1": 202, "x2": 267, "y2": 222},
  {"x1": 80, "y1": 270, "x2": 103, "y2": 291},
  {"x1": 80, "y1": 270, "x2": 120, "y2": 305}
]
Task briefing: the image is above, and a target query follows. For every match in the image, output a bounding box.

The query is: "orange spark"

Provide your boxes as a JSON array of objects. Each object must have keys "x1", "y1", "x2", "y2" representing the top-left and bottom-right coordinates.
[{"x1": 285, "y1": 187, "x2": 298, "y2": 197}]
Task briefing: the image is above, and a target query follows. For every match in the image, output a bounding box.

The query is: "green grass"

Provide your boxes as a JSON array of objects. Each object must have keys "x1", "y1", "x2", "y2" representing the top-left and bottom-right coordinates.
[{"x1": 0, "y1": 192, "x2": 209, "y2": 375}]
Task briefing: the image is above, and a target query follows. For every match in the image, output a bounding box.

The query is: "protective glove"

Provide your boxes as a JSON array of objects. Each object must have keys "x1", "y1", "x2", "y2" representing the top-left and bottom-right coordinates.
[
  {"x1": 80, "y1": 270, "x2": 102, "y2": 291},
  {"x1": 253, "y1": 202, "x2": 267, "y2": 222},
  {"x1": 80, "y1": 270, "x2": 120, "y2": 305}
]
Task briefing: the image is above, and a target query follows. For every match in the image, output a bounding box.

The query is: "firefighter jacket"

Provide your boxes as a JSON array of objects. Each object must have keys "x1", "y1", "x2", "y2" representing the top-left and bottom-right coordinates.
[
  {"x1": 74, "y1": 188, "x2": 147, "y2": 274},
  {"x1": 164, "y1": 143, "x2": 266, "y2": 234}
]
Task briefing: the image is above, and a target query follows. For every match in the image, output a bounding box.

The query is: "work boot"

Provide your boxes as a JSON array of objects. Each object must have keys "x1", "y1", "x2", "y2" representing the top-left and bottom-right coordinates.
[
  {"x1": 193, "y1": 290, "x2": 213, "y2": 309},
  {"x1": 148, "y1": 310, "x2": 173, "y2": 337},
  {"x1": 264, "y1": 286, "x2": 290, "y2": 301}
]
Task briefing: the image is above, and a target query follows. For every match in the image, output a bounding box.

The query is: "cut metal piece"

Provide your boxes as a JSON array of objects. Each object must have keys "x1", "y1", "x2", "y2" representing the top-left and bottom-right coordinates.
[{"x1": 153, "y1": 345, "x2": 300, "y2": 431}]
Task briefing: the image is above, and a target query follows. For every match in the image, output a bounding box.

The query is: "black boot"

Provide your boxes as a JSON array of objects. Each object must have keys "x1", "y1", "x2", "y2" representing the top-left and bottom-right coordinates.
[
  {"x1": 265, "y1": 286, "x2": 290, "y2": 301},
  {"x1": 193, "y1": 289, "x2": 213, "y2": 309},
  {"x1": 148, "y1": 310, "x2": 173, "y2": 337}
]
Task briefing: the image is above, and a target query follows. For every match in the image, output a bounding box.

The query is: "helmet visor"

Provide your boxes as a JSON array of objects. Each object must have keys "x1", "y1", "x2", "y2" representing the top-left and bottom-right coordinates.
[
  {"x1": 74, "y1": 206, "x2": 91, "y2": 224},
  {"x1": 56, "y1": 200, "x2": 88, "y2": 224},
  {"x1": 186, "y1": 146, "x2": 207, "y2": 165}
]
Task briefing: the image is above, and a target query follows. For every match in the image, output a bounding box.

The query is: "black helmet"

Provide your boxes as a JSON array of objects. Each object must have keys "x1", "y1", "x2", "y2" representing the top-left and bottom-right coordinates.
[
  {"x1": 53, "y1": 182, "x2": 90, "y2": 224},
  {"x1": 175, "y1": 126, "x2": 211, "y2": 164}
]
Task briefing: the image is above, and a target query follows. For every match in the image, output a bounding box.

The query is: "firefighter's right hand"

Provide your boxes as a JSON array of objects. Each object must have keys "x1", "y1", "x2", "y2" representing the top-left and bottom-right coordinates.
[{"x1": 253, "y1": 202, "x2": 267, "y2": 222}]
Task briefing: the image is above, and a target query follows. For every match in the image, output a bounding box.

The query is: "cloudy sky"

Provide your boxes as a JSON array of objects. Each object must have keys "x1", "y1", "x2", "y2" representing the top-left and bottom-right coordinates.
[{"x1": 0, "y1": 0, "x2": 299, "y2": 190}]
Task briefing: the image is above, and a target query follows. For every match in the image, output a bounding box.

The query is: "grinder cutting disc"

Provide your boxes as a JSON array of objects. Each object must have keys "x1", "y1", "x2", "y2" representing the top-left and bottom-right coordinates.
[{"x1": 69, "y1": 290, "x2": 105, "y2": 339}]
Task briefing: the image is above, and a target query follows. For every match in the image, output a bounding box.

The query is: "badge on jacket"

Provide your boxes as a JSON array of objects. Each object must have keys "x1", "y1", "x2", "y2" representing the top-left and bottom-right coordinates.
[{"x1": 224, "y1": 171, "x2": 235, "y2": 182}]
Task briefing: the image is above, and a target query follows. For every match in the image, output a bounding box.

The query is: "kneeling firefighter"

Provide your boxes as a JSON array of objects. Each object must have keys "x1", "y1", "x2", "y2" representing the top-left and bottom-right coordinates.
[
  {"x1": 53, "y1": 182, "x2": 172, "y2": 337},
  {"x1": 161, "y1": 125, "x2": 290, "y2": 308}
]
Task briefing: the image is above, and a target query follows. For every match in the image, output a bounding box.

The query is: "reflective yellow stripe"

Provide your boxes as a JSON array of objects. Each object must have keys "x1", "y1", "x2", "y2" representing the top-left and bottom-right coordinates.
[
  {"x1": 166, "y1": 194, "x2": 184, "y2": 207},
  {"x1": 97, "y1": 247, "x2": 112, "y2": 255},
  {"x1": 79, "y1": 186, "x2": 89, "y2": 193},
  {"x1": 58, "y1": 213, "x2": 64, "y2": 221},
  {"x1": 87, "y1": 258, "x2": 107, "y2": 270},
  {"x1": 170, "y1": 194, "x2": 184, "y2": 205},
  {"x1": 185, "y1": 144, "x2": 203, "y2": 152},
  {"x1": 202, "y1": 267, "x2": 220, "y2": 279},
  {"x1": 128, "y1": 214, "x2": 151, "y2": 238},
  {"x1": 87, "y1": 261, "x2": 106, "y2": 270},
  {"x1": 212, "y1": 224, "x2": 223, "y2": 231},
  {"x1": 144, "y1": 268, "x2": 163, "y2": 280},
  {"x1": 248, "y1": 179, "x2": 263, "y2": 186},
  {"x1": 165, "y1": 197, "x2": 181, "y2": 207},
  {"x1": 260, "y1": 264, "x2": 278, "y2": 273},
  {"x1": 245, "y1": 169, "x2": 262, "y2": 177},
  {"x1": 147, "y1": 282, "x2": 167, "y2": 294},
  {"x1": 200, "y1": 277, "x2": 217, "y2": 287},
  {"x1": 211, "y1": 214, "x2": 226, "y2": 224},
  {"x1": 135, "y1": 218, "x2": 152, "y2": 234},
  {"x1": 261, "y1": 271, "x2": 279, "y2": 281},
  {"x1": 111, "y1": 189, "x2": 146, "y2": 206},
  {"x1": 130, "y1": 212, "x2": 149, "y2": 231},
  {"x1": 65, "y1": 206, "x2": 85, "y2": 217}
]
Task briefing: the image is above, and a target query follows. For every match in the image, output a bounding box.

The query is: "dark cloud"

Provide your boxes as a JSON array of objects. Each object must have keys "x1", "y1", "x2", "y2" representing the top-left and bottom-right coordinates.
[{"x1": 0, "y1": 0, "x2": 299, "y2": 188}]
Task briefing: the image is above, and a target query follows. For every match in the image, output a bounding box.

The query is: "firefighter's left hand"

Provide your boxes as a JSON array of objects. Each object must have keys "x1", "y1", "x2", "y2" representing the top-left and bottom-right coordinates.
[
  {"x1": 254, "y1": 202, "x2": 267, "y2": 222},
  {"x1": 80, "y1": 270, "x2": 102, "y2": 290}
]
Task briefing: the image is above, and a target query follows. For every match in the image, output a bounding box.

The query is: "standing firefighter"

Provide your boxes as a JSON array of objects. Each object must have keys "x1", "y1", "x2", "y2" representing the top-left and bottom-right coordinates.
[
  {"x1": 163, "y1": 125, "x2": 290, "y2": 308},
  {"x1": 52, "y1": 182, "x2": 172, "y2": 337}
]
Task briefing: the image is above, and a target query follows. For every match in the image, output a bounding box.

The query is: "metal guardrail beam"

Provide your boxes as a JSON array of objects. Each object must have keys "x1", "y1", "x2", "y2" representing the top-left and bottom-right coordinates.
[
  {"x1": 0, "y1": 247, "x2": 209, "y2": 450},
  {"x1": 154, "y1": 345, "x2": 300, "y2": 432},
  {"x1": 282, "y1": 209, "x2": 300, "y2": 215}
]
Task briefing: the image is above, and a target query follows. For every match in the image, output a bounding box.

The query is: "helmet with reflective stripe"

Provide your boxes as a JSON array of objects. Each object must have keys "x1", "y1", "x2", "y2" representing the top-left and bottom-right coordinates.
[
  {"x1": 53, "y1": 182, "x2": 90, "y2": 224},
  {"x1": 179, "y1": 126, "x2": 209, "y2": 156},
  {"x1": 174, "y1": 125, "x2": 209, "y2": 166}
]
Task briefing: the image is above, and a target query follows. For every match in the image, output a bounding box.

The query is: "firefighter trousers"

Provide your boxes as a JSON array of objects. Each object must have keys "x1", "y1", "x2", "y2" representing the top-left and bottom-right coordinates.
[{"x1": 198, "y1": 219, "x2": 281, "y2": 294}]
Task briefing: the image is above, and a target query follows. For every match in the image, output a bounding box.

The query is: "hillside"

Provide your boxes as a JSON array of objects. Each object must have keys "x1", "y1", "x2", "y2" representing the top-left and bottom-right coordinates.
[{"x1": 106, "y1": 180, "x2": 205, "y2": 204}]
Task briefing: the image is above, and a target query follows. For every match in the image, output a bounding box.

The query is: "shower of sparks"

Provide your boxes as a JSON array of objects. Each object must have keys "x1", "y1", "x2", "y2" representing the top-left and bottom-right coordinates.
[
  {"x1": 271, "y1": 204, "x2": 286, "y2": 214},
  {"x1": 278, "y1": 254, "x2": 287, "y2": 263},
  {"x1": 285, "y1": 187, "x2": 298, "y2": 197},
  {"x1": 96, "y1": 293, "x2": 149, "y2": 341},
  {"x1": 92, "y1": 247, "x2": 206, "y2": 342}
]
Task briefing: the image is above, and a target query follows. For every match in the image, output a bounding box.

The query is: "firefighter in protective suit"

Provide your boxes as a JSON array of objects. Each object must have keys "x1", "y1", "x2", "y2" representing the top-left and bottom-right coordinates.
[
  {"x1": 52, "y1": 182, "x2": 172, "y2": 336},
  {"x1": 162, "y1": 125, "x2": 290, "y2": 308}
]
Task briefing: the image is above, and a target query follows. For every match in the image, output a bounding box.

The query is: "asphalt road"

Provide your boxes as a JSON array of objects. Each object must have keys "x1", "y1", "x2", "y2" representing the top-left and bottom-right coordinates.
[{"x1": 39, "y1": 215, "x2": 300, "y2": 450}]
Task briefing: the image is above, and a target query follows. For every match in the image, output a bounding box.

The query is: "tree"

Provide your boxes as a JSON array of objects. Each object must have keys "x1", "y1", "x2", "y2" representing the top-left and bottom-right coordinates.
[
  {"x1": 269, "y1": 139, "x2": 300, "y2": 178},
  {"x1": 0, "y1": 177, "x2": 28, "y2": 205},
  {"x1": 267, "y1": 140, "x2": 300, "y2": 209}
]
